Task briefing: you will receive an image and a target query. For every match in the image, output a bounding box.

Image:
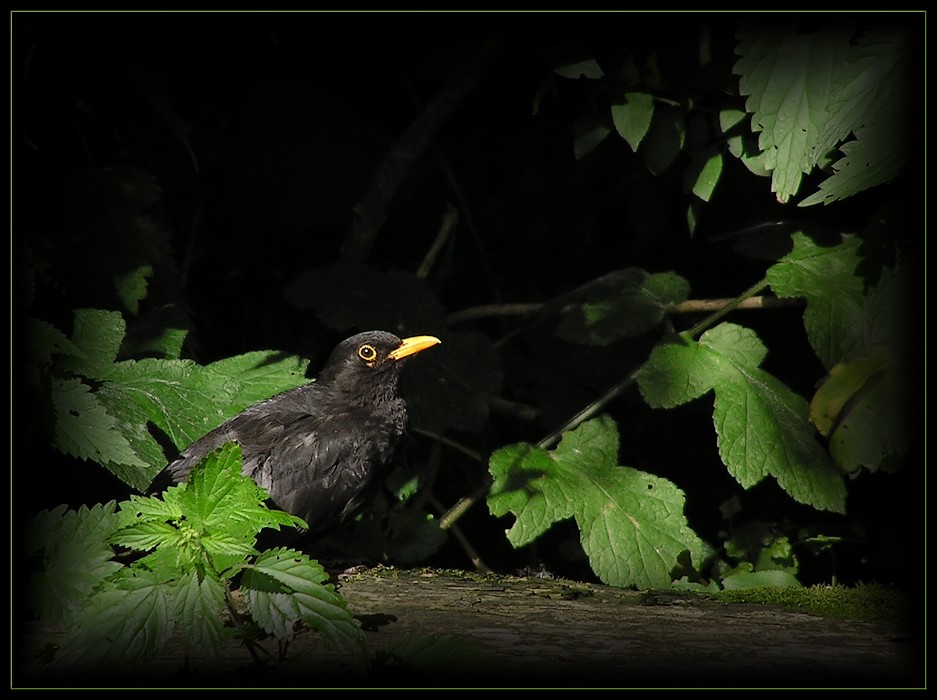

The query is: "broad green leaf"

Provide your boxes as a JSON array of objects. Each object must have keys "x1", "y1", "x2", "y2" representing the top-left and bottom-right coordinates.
[
  {"x1": 94, "y1": 392, "x2": 169, "y2": 487},
  {"x1": 172, "y1": 570, "x2": 228, "y2": 660},
  {"x1": 611, "y1": 92, "x2": 655, "y2": 152},
  {"x1": 99, "y1": 358, "x2": 238, "y2": 450},
  {"x1": 27, "y1": 502, "x2": 122, "y2": 624},
  {"x1": 554, "y1": 59, "x2": 604, "y2": 79},
  {"x1": 798, "y1": 121, "x2": 908, "y2": 207},
  {"x1": 206, "y1": 350, "x2": 310, "y2": 414},
  {"x1": 690, "y1": 152, "x2": 723, "y2": 202},
  {"x1": 635, "y1": 323, "x2": 845, "y2": 513},
  {"x1": 810, "y1": 26, "x2": 911, "y2": 167},
  {"x1": 554, "y1": 268, "x2": 691, "y2": 346},
  {"x1": 766, "y1": 232, "x2": 898, "y2": 368},
  {"x1": 51, "y1": 378, "x2": 150, "y2": 481},
  {"x1": 827, "y1": 362, "x2": 909, "y2": 475},
  {"x1": 54, "y1": 567, "x2": 176, "y2": 670},
  {"x1": 26, "y1": 318, "x2": 80, "y2": 366},
  {"x1": 488, "y1": 416, "x2": 705, "y2": 590},
  {"x1": 243, "y1": 548, "x2": 367, "y2": 658},
  {"x1": 642, "y1": 107, "x2": 685, "y2": 175},
  {"x1": 734, "y1": 26, "x2": 852, "y2": 202},
  {"x1": 59, "y1": 309, "x2": 126, "y2": 379},
  {"x1": 810, "y1": 348, "x2": 888, "y2": 437}
]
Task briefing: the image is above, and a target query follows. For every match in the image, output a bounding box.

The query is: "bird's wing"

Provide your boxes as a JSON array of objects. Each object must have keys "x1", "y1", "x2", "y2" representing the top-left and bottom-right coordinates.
[{"x1": 251, "y1": 413, "x2": 377, "y2": 531}]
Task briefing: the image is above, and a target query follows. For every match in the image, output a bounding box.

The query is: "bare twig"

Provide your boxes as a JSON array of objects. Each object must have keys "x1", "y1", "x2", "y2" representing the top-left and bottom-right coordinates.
[
  {"x1": 416, "y1": 204, "x2": 459, "y2": 280},
  {"x1": 430, "y1": 494, "x2": 493, "y2": 573},
  {"x1": 341, "y1": 31, "x2": 506, "y2": 262}
]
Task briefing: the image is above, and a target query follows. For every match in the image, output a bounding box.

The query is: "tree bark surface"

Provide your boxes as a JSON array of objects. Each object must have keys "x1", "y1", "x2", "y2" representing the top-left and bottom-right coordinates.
[{"x1": 19, "y1": 568, "x2": 919, "y2": 689}]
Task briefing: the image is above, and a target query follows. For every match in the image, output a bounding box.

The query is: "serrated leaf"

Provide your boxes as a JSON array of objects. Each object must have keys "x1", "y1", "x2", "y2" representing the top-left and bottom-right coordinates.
[
  {"x1": 798, "y1": 121, "x2": 907, "y2": 207},
  {"x1": 28, "y1": 502, "x2": 122, "y2": 623},
  {"x1": 59, "y1": 309, "x2": 127, "y2": 379},
  {"x1": 811, "y1": 26, "x2": 911, "y2": 165},
  {"x1": 172, "y1": 570, "x2": 227, "y2": 660},
  {"x1": 765, "y1": 232, "x2": 879, "y2": 368},
  {"x1": 554, "y1": 268, "x2": 691, "y2": 346},
  {"x1": 734, "y1": 26, "x2": 853, "y2": 202},
  {"x1": 51, "y1": 378, "x2": 150, "y2": 480},
  {"x1": 26, "y1": 318, "x2": 80, "y2": 365},
  {"x1": 611, "y1": 92, "x2": 655, "y2": 152},
  {"x1": 635, "y1": 323, "x2": 845, "y2": 513},
  {"x1": 98, "y1": 358, "x2": 238, "y2": 449},
  {"x1": 111, "y1": 519, "x2": 184, "y2": 552},
  {"x1": 243, "y1": 548, "x2": 367, "y2": 657},
  {"x1": 54, "y1": 567, "x2": 176, "y2": 670},
  {"x1": 206, "y1": 350, "x2": 310, "y2": 414},
  {"x1": 488, "y1": 416, "x2": 704, "y2": 590}
]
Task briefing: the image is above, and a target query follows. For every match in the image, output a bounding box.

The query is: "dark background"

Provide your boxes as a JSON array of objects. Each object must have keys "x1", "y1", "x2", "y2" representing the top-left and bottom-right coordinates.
[{"x1": 12, "y1": 11, "x2": 924, "y2": 600}]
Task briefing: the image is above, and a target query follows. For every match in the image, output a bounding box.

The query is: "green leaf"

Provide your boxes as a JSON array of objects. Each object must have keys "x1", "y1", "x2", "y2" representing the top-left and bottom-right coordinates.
[
  {"x1": 642, "y1": 107, "x2": 685, "y2": 175},
  {"x1": 689, "y1": 152, "x2": 724, "y2": 202},
  {"x1": 808, "y1": 26, "x2": 911, "y2": 169},
  {"x1": 51, "y1": 378, "x2": 150, "y2": 483},
  {"x1": 114, "y1": 264, "x2": 153, "y2": 315},
  {"x1": 98, "y1": 358, "x2": 238, "y2": 450},
  {"x1": 611, "y1": 92, "x2": 655, "y2": 152},
  {"x1": 27, "y1": 502, "x2": 122, "y2": 624},
  {"x1": 554, "y1": 268, "x2": 691, "y2": 346},
  {"x1": 59, "y1": 309, "x2": 126, "y2": 379},
  {"x1": 172, "y1": 569, "x2": 228, "y2": 660},
  {"x1": 26, "y1": 318, "x2": 80, "y2": 366},
  {"x1": 554, "y1": 59, "x2": 604, "y2": 79},
  {"x1": 734, "y1": 26, "x2": 853, "y2": 202},
  {"x1": 243, "y1": 548, "x2": 367, "y2": 658},
  {"x1": 635, "y1": 323, "x2": 845, "y2": 513},
  {"x1": 206, "y1": 350, "x2": 310, "y2": 415},
  {"x1": 488, "y1": 416, "x2": 705, "y2": 590},
  {"x1": 766, "y1": 232, "x2": 881, "y2": 368},
  {"x1": 810, "y1": 348, "x2": 888, "y2": 437},
  {"x1": 54, "y1": 566, "x2": 176, "y2": 670}
]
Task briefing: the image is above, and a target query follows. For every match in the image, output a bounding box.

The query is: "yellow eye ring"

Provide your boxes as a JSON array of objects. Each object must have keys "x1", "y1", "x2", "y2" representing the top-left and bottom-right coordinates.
[{"x1": 357, "y1": 344, "x2": 378, "y2": 363}]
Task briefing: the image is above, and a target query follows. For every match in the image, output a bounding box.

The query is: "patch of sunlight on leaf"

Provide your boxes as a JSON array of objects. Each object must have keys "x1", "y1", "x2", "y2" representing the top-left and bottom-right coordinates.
[
  {"x1": 488, "y1": 416, "x2": 705, "y2": 590},
  {"x1": 635, "y1": 323, "x2": 845, "y2": 513}
]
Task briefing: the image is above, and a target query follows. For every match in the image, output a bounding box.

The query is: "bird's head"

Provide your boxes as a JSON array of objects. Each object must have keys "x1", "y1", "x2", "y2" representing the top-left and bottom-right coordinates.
[{"x1": 317, "y1": 330, "x2": 441, "y2": 403}]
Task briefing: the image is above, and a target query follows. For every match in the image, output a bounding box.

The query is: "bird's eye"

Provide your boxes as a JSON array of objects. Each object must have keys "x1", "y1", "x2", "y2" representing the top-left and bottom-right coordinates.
[{"x1": 357, "y1": 344, "x2": 378, "y2": 363}]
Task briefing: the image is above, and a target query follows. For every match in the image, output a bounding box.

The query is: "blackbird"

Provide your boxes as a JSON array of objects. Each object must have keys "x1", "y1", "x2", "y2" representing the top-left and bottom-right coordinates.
[{"x1": 159, "y1": 331, "x2": 441, "y2": 534}]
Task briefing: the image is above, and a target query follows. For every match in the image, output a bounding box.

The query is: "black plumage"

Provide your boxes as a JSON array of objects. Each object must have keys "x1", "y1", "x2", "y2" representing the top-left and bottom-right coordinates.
[{"x1": 159, "y1": 331, "x2": 440, "y2": 534}]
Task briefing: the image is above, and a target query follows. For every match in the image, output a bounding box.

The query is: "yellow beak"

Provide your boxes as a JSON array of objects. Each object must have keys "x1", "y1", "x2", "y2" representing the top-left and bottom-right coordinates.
[{"x1": 387, "y1": 335, "x2": 442, "y2": 361}]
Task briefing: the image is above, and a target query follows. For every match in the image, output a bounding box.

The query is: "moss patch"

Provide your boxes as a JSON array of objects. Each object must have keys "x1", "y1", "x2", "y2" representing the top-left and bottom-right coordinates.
[{"x1": 713, "y1": 583, "x2": 910, "y2": 625}]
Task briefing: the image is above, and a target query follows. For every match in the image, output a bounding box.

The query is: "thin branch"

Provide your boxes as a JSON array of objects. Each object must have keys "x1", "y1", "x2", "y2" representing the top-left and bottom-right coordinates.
[
  {"x1": 341, "y1": 31, "x2": 505, "y2": 262},
  {"x1": 430, "y1": 494, "x2": 492, "y2": 573},
  {"x1": 416, "y1": 203, "x2": 458, "y2": 280}
]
